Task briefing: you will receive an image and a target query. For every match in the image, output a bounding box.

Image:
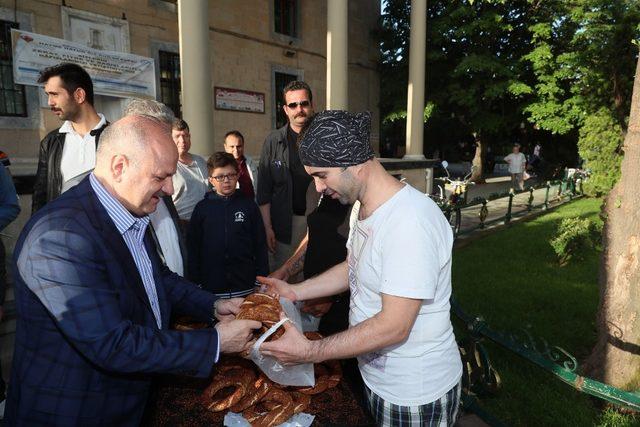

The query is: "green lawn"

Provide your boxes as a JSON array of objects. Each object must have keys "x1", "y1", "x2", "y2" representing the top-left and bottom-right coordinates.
[{"x1": 451, "y1": 198, "x2": 639, "y2": 426}]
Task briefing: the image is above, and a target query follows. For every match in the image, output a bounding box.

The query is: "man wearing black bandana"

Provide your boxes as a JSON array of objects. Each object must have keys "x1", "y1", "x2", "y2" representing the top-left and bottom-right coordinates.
[
  {"x1": 260, "y1": 110, "x2": 463, "y2": 426},
  {"x1": 256, "y1": 81, "x2": 314, "y2": 273}
]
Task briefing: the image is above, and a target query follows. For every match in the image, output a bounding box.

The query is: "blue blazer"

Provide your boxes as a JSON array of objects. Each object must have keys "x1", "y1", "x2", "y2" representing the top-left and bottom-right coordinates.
[{"x1": 6, "y1": 177, "x2": 220, "y2": 426}]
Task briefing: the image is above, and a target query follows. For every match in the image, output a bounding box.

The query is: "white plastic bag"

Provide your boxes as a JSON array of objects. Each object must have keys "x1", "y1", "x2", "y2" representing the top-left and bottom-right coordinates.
[
  {"x1": 224, "y1": 411, "x2": 315, "y2": 427},
  {"x1": 249, "y1": 298, "x2": 315, "y2": 387},
  {"x1": 297, "y1": 301, "x2": 321, "y2": 332}
]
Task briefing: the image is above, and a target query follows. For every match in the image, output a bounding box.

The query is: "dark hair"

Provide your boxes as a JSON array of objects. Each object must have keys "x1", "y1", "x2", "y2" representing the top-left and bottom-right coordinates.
[
  {"x1": 283, "y1": 80, "x2": 313, "y2": 102},
  {"x1": 224, "y1": 130, "x2": 244, "y2": 144},
  {"x1": 172, "y1": 118, "x2": 189, "y2": 131},
  {"x1": 207, "y1": 151, "x2": 239, "y2": 175},
  {"x1": 37, "y1": 63, "x2": 94, "y2": 106}
]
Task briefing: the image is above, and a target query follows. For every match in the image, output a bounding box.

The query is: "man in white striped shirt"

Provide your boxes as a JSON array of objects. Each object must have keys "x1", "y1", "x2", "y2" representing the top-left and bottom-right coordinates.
[{"x1": 7, "y1": 114, "x2": 261, "y2": 425}]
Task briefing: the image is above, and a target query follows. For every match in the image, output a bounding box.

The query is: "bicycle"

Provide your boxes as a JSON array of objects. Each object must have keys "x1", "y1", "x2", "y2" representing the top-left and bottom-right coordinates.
[{"x1": 429, "y1": 161, "x2": 475, "y2": 239}]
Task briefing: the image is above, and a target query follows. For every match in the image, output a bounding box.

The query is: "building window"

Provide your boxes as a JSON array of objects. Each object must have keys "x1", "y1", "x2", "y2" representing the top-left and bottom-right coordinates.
[
  {"x1": 274, "y1": 0, "x2": 298, "y2": 38},
  {"x1": 0, "y1": 20, "x2": 26, "y2": 117},
  {"x1": 274, "y1": 71, "x2": 298, "y2": 129},
  {"x1": 159, "y1": 50, "x2": 181, "y2": 118}
]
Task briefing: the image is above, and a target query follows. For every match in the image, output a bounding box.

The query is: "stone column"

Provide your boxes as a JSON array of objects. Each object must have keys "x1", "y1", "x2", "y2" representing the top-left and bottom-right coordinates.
[
  {"x1": 404, "y1": 0, "x2": 427, "y2": 160},
  {"x1": 326, "y1": 0, "x2": 348, "y2": 110},
  {"x1": 177, "y1": 0, "x2": 214, "y2": 156}
]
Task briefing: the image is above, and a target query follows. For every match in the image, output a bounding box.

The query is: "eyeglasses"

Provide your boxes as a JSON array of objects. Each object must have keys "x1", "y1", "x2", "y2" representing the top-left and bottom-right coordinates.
[
  {"x1": 286, "y1": 100, "x2": 311, "y2": 109},
  {"x1": 211, "y1": 173, "x2": 238, "y2": 182}
]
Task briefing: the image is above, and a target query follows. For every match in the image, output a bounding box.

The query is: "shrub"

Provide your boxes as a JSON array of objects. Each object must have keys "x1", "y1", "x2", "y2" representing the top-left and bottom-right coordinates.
[
  {"x1": 577, "y1": 110, "x2": 623, "y2": 196},
  {"x1": 550, "y1": 217, "x2": 602, "y2": 265}
]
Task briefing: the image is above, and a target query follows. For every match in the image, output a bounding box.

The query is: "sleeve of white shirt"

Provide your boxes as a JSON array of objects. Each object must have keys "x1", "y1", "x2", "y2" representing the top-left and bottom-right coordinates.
[{"x1": 379, "y1": 211, "x2": 442, "y2": 300}]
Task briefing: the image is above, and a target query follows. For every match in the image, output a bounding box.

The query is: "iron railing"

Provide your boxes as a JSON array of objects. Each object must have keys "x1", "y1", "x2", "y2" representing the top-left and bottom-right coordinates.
[{"x1": 450, "y1": 177, "x2": 584, "y2": 238}]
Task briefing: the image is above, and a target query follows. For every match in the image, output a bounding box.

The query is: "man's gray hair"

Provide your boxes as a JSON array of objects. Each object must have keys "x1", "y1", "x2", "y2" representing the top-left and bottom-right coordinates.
[{"x1": 123, "y1": 98, "x2": 175, "y2": 125}]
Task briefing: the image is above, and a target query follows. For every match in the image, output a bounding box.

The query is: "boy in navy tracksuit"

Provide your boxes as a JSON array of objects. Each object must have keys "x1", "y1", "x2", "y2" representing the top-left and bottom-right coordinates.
[{"x1": 187, "y1": 152, "x2": 269, "y2": 297}]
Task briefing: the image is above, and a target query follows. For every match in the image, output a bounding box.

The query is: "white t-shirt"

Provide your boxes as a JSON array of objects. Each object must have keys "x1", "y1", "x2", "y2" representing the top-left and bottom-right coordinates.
[
  {"x1": 59, "y1": 113, "x2": 107, "y2": 189},
  {"x1": 149, "y1": 198, "x2": 184, "y2": 276},
  {"x1": 171, "y1": 154, "x2": 209, "y2": 220},
  {"x1": 347, "y1": 184, "x2": 462, "y2": 406},
  {"x1": 504, "y1": 152, "x2": 527, "y2": 174}
]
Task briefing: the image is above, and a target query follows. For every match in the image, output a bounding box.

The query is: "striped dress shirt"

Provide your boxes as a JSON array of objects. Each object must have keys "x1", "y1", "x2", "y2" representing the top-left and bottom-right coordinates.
[{"x1": 89, "y1": 173, "x2": 162, "y2": 328}]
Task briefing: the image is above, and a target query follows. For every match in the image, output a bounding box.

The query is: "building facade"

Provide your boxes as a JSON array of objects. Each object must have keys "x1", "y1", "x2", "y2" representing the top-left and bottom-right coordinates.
[{"x1": 0, "y1": 0, "x2": 380, "y2": 174}]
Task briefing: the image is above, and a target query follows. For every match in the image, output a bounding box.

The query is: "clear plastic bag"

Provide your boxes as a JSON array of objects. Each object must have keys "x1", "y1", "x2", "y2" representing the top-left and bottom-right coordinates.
[
  {"x1": 297, "y1": 301, "x2": 321, "y2": 332},
  {"x1": 224, "y1": 411, "x2": 315, "y2": 427},
  {"x1": 249, "y1": 298, "x2": 315, "y2": 387}
]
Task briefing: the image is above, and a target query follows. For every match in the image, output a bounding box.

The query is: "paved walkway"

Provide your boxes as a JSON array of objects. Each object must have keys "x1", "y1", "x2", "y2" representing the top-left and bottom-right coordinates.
[{"x1": 442, "y1": 176, "x2": 575, "y2": 241}]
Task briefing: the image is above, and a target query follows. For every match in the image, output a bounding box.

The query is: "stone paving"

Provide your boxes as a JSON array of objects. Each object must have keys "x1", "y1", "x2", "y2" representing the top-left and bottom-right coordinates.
[{"x1": 441, "y1": 176, "x2": 577, "y2": 241}]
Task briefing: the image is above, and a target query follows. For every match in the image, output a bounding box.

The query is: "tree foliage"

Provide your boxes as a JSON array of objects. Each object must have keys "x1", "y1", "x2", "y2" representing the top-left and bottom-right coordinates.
[
  {"x1": 522, "y1": 0, "x2": 640, "y2": 193},
  {"x1": 378, "y1": 0, "x2": 640, "y2": 190}
]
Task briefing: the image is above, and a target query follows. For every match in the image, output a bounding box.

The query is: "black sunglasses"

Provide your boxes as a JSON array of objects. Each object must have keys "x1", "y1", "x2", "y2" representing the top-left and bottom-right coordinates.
[{"x1": 286, "y1": 100, "x2": 311, "y2": 109}]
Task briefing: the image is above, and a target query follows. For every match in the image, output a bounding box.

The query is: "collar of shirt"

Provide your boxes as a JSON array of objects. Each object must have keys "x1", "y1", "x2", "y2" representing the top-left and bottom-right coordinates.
[
  {"x1": 89, "y1": 172, "x2": 150, "y2": 238},
  {"x1": 59, "y1": 113, "x2": 107, "y2": 135}
]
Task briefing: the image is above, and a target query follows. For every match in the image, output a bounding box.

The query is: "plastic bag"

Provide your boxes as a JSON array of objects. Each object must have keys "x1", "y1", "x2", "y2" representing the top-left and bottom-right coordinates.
[
  {"x1": 224, "y1": 411, "x2": 315, "y2": 427},
  {"x1": 297, "y1": 301, "x2": 320, "y2": 332},
  {"x1": 249, "y1": 298, "x2": 315, "y2": 387}
]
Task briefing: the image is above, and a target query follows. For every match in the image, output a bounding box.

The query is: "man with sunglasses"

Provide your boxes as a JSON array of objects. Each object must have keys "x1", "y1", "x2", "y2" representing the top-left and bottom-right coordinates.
[{"x1": 257, "y1": 80, "x2": 315, "y2": 273}]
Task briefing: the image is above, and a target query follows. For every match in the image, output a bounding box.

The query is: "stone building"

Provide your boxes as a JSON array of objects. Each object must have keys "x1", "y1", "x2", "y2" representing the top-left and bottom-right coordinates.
[{"x1": 0, "y1": 0, "x2": 380, "y2": 175}]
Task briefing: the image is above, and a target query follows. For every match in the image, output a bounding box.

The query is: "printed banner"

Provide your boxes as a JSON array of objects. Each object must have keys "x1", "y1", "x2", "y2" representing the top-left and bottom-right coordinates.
[{"x1": 11, "y1": 29, "x2": 156, "y2": 99}]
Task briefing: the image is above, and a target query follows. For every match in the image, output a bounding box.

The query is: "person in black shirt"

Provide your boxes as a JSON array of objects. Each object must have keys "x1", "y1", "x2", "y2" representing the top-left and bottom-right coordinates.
[{"x1": 256, "y1": 81, "x2": 314, "y2": 273}]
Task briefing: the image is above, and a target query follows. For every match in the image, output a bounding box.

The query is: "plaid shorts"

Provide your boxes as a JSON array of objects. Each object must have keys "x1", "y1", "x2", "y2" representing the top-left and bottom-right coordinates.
[{"x1": 365, "y1": 381, "x2": 461, "y2": 426}]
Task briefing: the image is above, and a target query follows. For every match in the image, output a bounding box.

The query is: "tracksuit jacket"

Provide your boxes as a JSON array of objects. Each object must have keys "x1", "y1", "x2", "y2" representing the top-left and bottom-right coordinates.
[{"x1": 186, "y1": 191, "x2": 269, "y2": 297}]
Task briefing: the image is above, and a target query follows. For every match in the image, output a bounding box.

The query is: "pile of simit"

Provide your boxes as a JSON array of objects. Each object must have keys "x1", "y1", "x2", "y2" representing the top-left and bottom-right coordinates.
[{"x1": 201, "y1": 293, "x2": 342, "y2": 427}]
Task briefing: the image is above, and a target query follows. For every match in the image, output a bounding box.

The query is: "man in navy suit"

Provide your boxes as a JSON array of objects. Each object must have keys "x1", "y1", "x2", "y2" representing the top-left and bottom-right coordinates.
[{"x1": 6, "y1": 114, "x2": 261, "y2": 426}]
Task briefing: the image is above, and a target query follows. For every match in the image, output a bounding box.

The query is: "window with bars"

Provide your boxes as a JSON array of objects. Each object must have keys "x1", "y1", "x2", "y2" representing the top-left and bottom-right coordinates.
[
  {"x1": 159, "y1": 50, "x2": 181, "y2": 118},
  {"x1": 0, "y1": 20, "x2": 26, "y2": 117},
  {"x1": 274, "y1": 71, "x2": 298, "y2": 129},
  {"x1": 274, "y1": 0, "x2": 298, "y2": 38}
]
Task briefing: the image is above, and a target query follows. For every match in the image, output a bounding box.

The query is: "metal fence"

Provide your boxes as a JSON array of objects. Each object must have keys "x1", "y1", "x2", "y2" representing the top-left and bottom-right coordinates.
[
  {"x1": 450, "y1": 178, "x2": 640, "y2": 425},
  {"x1": 454, "y1": 177, "x2": 584, "y2": 238}
]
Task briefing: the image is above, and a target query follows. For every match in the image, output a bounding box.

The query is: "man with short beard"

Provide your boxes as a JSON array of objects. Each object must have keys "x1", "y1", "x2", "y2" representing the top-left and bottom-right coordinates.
[
  {"x1": 260, "y1": 111, "x2": 463, "y2": 427},
  {"x1": 32, "y1": 63, "x2": 108, "y2": 214},
  {"x1": 257, "y1": 80, "x2": 314, "y2": 272}
]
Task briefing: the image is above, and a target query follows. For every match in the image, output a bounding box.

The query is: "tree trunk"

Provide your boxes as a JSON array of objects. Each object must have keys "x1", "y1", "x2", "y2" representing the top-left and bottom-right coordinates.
[
  {"x1": 470, "y1": 136, "x2": 485, "y2": 183},
  {"x1": 585, "y1": 52, "x2": 640, "y2": 390}
]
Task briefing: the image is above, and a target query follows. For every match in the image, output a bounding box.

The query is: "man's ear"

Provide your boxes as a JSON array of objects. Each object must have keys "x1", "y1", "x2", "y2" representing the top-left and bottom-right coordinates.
[
  {"x1": 112, "y1": 154, "x2": 128, "y2": 182},
  {"x1": 73, "y1": 87, "x2": 86, "y2": 104},
  {"x1": 350, "y1": 163, "x2": 365, "y2": 177}
]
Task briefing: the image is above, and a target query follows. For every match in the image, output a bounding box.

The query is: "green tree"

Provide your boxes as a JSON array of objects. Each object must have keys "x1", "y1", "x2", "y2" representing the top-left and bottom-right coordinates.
[
  {"x1": 379, "y1": 0, "x2": 543, "y2": 180},
  {"x1": 522, "y1": 0, "x2": 640, "y2": 194},
  {"x1": 585, "y1": 50, "x2": 640, "y2": 395}
]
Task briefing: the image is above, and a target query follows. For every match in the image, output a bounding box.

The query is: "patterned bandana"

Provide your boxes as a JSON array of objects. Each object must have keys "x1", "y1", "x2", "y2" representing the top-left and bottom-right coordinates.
[{"x1": 298, "y1": 110, "x2": 374, "y2": 167}]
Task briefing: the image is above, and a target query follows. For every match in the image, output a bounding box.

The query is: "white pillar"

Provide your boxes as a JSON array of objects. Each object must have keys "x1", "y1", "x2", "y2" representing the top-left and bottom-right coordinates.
[
  {"x1": 326, "y1": 0, "x2": 348, "y2": 110},
  {"x1": 178, "y1": 0, "x2": 214, "y2": 156},
  {"x1": 404, "y1": 0, "x2": 427, "y2": 160}
]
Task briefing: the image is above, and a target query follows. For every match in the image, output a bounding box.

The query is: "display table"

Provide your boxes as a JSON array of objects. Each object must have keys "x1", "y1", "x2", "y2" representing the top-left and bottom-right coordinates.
[{"x1": 147, "y1": 361, "x2": 374, "y2": 426}]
